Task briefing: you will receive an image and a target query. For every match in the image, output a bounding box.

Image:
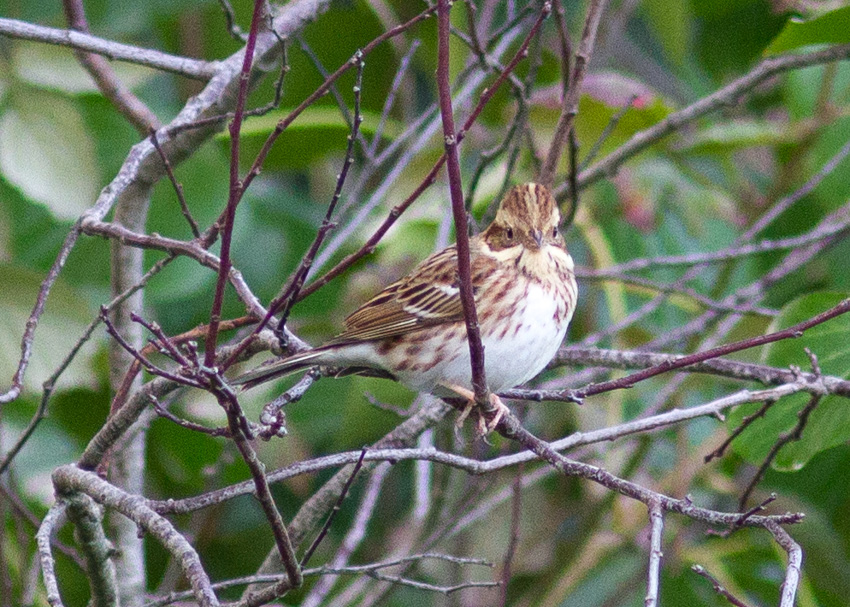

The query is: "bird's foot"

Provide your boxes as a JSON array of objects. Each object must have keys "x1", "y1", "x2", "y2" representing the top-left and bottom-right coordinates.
[{"x1": 442, "y1": 384, "x2": 508, "y2": 434}]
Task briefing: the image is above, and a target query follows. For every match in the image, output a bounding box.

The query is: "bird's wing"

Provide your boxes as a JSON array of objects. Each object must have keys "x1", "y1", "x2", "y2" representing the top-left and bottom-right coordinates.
[{"x1": 330, "y1": 246, "x2": 467, "y2": 343}]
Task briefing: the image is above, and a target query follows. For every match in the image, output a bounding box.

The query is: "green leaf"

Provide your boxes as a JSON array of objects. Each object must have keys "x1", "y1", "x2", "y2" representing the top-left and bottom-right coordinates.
[
  {"x1": 641, "y1": 0, "x2": 690, "y2": 66},
  {"x1": 13, "y1": 42, "x2": 155, "y2": 94},
  {"x1": 765, "y1": 6, "x2": 850, "y2": 55},
  {"x1": 0, "y1": 264, "x2": 99, "y2": 395},
  {"x1": 0, "y1": 92, "x2": 100, "y2": 220},
  {"x1": 217, "y1": 106, "x2": 401, "y2": 170},
  {"x1": 530, "y1": 75, "x2": 672, "y2": 165},
  {"x1": 729, "y1": 292, "x2": 850, "y2": 471},
  {"x1": 680, "y1": 119, "x2": 792, "y2": 154}
]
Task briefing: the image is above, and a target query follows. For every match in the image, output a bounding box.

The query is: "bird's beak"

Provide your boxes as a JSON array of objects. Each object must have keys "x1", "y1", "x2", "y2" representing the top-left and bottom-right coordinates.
[{"x1": 532, "y1": 229, "x2": 543, "y2": 248}]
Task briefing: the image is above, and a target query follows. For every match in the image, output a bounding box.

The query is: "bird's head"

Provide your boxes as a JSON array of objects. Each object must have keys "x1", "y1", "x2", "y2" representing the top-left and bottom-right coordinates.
[{"x1": 482, "y1": 183, "x2": 565, "y2": 253}]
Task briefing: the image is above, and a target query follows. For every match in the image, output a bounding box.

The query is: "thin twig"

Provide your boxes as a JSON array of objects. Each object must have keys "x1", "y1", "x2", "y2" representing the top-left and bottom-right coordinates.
[
  {"x1": 705, "y1": 399, "x2": 778, "y2": 463},
  {"x1": 238, "y1": 6, "x2": 437, "y2": 199},
  {"x1": 152, "y1": 396, "x2": 231, "y2": 437},
  {"x1": 228, "y1": 53, "x2": 365, "y2": 362},
  {"x1": 100, "y1": 308, "x2": 205, "y2": 389},
  {"x1": 558, "y1": 298, "x2": 850, "y2": 403},
  {"x1": 539, "y1": 0, "x2": 608, "y2": 187},
  {"x1": 577, "y1": 269, "x2": 779, "y2": 319},
  {"x1": 594, "y1": 206, "x2": 850, "y2": 273},
  {"x1": 0, "y1": 255, "x2": 172, "y2": 475},
  {"x1": 691, "y1": 565, "x2": 753, "y2": 607},
  {"x1": 301, "y1": 448, "x2": 369, "y2": 568},
  {"x1": 146, "y1": 554, "x2": 494, "y2": 607},
  {"x1": 203, "y1": 0, "x2": 267, "y2": 368},
  {"x1": 217, "y1": 0, "x2": 247, "y2": 41},
  {"x1": 0, "y1": 484, "x2": 84, "y2": 567},
  {"x1": 0, "y1": 224, "x2": 81, "y2": 404},
  {"x1": 149, "y1": 131, "x2": 200, "y2": 238},
  {"x1": 499, "y1": 469, "x2": 523, "y2": 607},
  {"x1": 296, "y1": 35, "x2": 371, "y2": 158},
  {"x1": 300, "y1": 461, "x2": 392, "y2": 607},
  {"x1": 579, "y1": 94, "x2": 638, "y2": 170},
  {"x1": 738, "y1": 391, "x2": 822, "y2": 509},
  {"x1": 368, "y1": 40, "x2": 420, "y2": 156},
  {"x1": 215, "y1": 384, "x2": 302, "y2": 590},
  {"x1": 707, "y1": 494, "x2": 778, "y2": 538},
  {"x1": 258, "y1": 368, "x2": 320, "y2": 432}
]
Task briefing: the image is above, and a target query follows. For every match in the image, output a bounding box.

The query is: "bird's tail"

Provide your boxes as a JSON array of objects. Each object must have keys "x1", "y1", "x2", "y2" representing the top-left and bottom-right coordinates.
[{"x1": 231, "y1": 350, "x2": 326, "y2": 390}]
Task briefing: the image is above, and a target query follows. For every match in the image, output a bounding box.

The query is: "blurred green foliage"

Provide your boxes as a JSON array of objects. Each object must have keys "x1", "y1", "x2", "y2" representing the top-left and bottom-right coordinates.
[{"x1": 2, "y1": 1, "x2": 850, "y2": 606}]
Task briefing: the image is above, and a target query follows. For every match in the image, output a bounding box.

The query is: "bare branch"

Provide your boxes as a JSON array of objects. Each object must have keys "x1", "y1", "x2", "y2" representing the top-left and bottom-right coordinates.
[
  {"x1": 644, "y1": 500, "x2": 664, "y2": 607},
  {"x1": 498, "y1": 415, "x2": 803, "y2": 528},
  {"x1": 572, "y1": 43, "x2": 850, "y2": 193},
  {"x1": 149, "y1": 132, "x2": 200, "y2": 238},
  {"x1": 61, "y1": 0, "x2": 161, "y2": 133},
  {"x1": 437, "y1": 0, "x2": 489, "y2": 404},
  {"x1": 548, "y1": 298, "x2": 850, "y2": 403},
  {"x1": 0, "y1": 16, "x2": 217, "y2": 80},
  {"x1": 301, "y1": 461, "x2": 392, "y2": 607},
  {"x1": 298, "y1": 1, "x2": 551, "y2": 302},
  {"x1": 593, "y1": 204, "x2": 850, "y2": 274},
  {"x1": 35, "y1": 503, "x2": 68, "y2": 607},
  {"x1": 739, "y1": 391, "x2": 823, "y2": 509},
  {"x1": 499, "y1": 471, "x2": 522, "y2": 607},
  {"x1": 52, "y1": 466, "x2": 220, "y2": 607},
  {"x1": 0, "y1": 224, "x2": 81, "y2": 404},
  {"x1": 203, "y1": 0, "x2": 268, "y2": 368},
  {"x1": 765, "y1": 521, "x2": 803, "y2": 607},
  {"x1": 1, "y1": 0, "x2": 334, "y2": 405},
  {"x1": 64, "y1": 493, "x2": 119, "y2": 607}
]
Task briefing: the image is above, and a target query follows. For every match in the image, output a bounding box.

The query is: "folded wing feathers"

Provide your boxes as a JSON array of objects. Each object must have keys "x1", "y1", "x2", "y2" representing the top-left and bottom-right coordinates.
[
  {"x1": 236, "y1": 247, "x2": 474, "y2": 387},
  {"x1": 231, "y1": 350, "x2": 325, "y2": 389}
]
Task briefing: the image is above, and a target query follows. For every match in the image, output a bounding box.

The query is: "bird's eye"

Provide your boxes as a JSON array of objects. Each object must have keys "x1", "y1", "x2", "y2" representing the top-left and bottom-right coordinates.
[
  {"x1": 552, "y1": 227, "x2": 558, "y2": 238},
  {"x1": 506, "y1": 227, "x2": 514, "y2": 239}
]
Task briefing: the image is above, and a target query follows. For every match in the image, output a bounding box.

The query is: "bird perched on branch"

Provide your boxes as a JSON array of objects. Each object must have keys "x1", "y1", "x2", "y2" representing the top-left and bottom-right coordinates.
[{"x1": 234, "y1": 183, "x2": 578, "y2": 431}]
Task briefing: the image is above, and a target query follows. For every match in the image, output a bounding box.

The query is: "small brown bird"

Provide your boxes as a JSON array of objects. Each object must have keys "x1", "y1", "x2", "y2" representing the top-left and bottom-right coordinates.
[{"x1": 235, "y1": 183, "x2": 578, "y2": 429}]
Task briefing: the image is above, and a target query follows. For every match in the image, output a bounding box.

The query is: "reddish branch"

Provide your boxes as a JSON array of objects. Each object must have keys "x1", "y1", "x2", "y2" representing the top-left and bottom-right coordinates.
[
  {"x1": 298, "y1": 3, "x2": 552, "y2": 301},
  {"x1": 217, "y1": 388, "x2": 302, "y2": 590},
  {"x1": 436, "y1": 0, "x2": 488, "y2": 402},
  {"x1": 203, "y1": 0, "x2": 266, "y2": 368},
  {"x1": 220, "y1": 55, "x2": 366, "y2": 370},
  {"x1": 563, "y1": 298, "x2": 850, "y2": 402}
]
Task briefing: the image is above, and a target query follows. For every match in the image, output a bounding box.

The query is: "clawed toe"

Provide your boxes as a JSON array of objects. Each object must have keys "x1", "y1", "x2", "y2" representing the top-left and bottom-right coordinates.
[
  {"x1": 484, "y1": 393, "x2": 509, "y2": 432},
  {"x1": 441, "y1": 383, "x2": 508, "y2": 434}
]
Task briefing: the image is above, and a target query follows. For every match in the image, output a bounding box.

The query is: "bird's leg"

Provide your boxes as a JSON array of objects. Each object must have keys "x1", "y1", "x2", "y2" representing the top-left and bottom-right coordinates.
[{"x1": 440, "y1": 383, "x2": 509, "y2": 433}]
